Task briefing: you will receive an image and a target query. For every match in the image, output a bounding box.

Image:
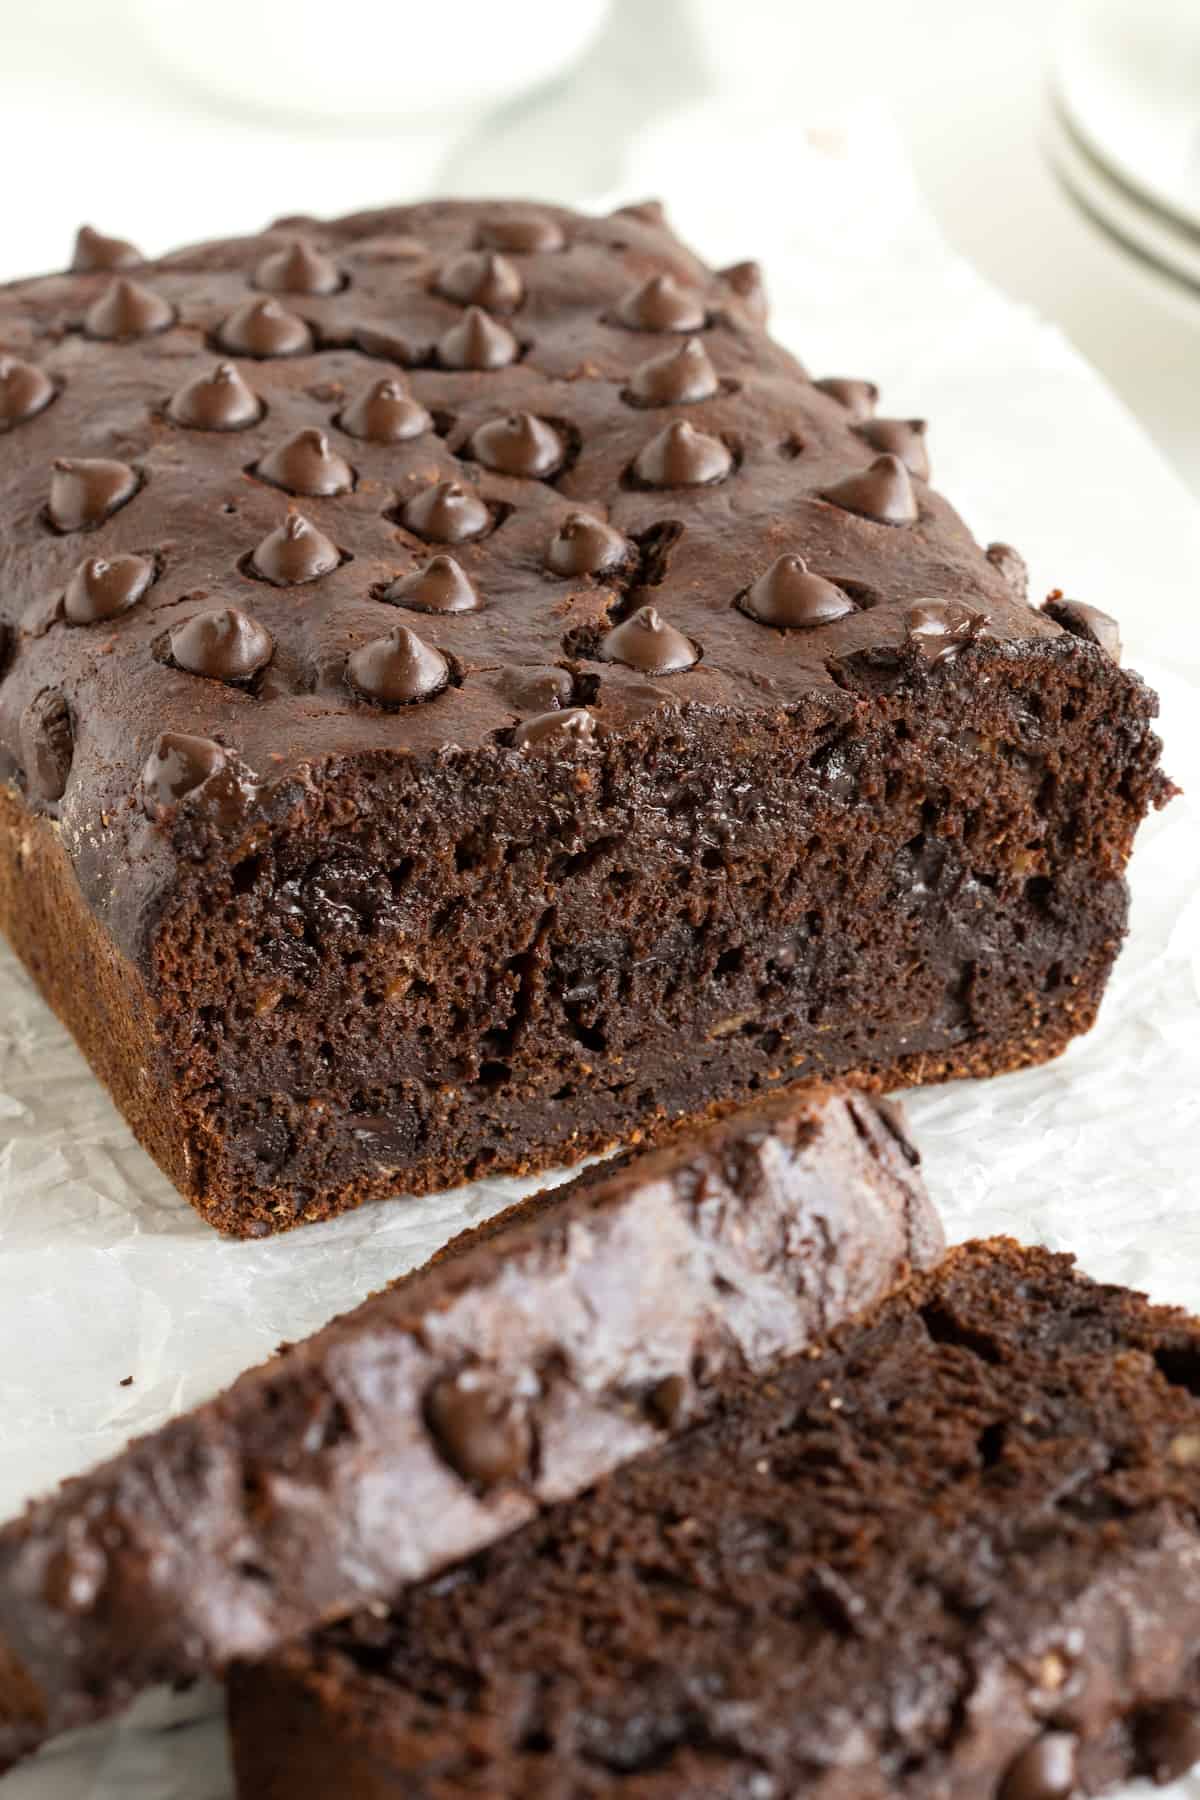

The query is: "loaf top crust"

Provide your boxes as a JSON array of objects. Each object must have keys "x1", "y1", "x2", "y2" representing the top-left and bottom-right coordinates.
[{"x1": 0, "y1": 198, "x2": 1079, "y2": 950}]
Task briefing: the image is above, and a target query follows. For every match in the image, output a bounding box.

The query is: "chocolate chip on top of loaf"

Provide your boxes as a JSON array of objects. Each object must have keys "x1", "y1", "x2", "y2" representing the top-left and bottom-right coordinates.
[{"x1": 0, "y1": 199, "x2": 1172, "y2": 1234}]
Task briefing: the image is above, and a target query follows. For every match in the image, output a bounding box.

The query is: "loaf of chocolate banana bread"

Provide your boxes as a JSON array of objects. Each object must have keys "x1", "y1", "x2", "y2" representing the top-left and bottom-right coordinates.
[
  {"x1": 0, "y1": 1084, "x2": 939, "y2": 1771},
  {"x1": 0, "y1": 200, "x2": 1170, "y2": 1232},
  {"x1": 229, "y1": 1240, "x2": 1200, "y2": 1799}
]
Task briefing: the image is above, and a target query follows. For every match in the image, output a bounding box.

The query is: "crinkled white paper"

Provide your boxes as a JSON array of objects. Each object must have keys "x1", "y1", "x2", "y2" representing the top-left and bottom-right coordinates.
[{"x1": 2, "y1": 99, "x2": 1199, "y2": 1800}]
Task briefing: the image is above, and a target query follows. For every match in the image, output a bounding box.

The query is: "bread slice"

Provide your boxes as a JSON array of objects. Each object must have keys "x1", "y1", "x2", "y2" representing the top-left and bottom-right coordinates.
[
  {"x1": 230, "y1": 1239, "x2": 1200, "y2": 1798},
  {"x1": 0, "y1": 1084, "x2": 938, "y2": 1768}
]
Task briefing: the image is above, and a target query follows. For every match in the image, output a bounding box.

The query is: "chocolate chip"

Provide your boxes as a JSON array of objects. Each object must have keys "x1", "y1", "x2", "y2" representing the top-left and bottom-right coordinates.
[
  {"x1": 469, "y1": 412, "x2": 563, "y2": 479},
  {"x1": 985, "y1": 541, "x2": 1028, "y2": 599},
  {"x1": 47, "y1": 457, "x2": 139, "y2": 532},
  {"x1": 904, "y1": 599, "x2": 985, "y2": 666},
  {"x1": 738, "y1": 555, "x2": 854, "y2": 629},
  {"x1": 600, "y1": 604, "x2": 697, "y2": 674},
  {"x1": 477, "y1": 213, "x2": 566, "y2": 254},
  {"x1": 217, "y1": 297, "x2": 313, "y2": 358},
  {"x1": 168, "y1": 362, "x2": 262, "y2": 431},
  {"x1": 141, "y1": 732, "x2": 228, "y2": 819},
  {"x1": 854, "y1": 418, "x2": 929, "y2": 482},
  {"x1": 254, "y1": 238, "x2": 341, "y2": 296},
  {"x1": 513, "y1": 707, "x2": 598, "y2": 751},
  {"x1": 614, "y1": 199, "x2": 667, "y2": 227},
  {"x1": 401, "y1": 480, "x2": 491, "y2": 544},
  {"x1": 347, "y1": 624, "x2": 449, "y2": 706},
  {"x1": 20, "y1": 689, "x2": 73, "y2": 801},
  {"x1": 383, "y1": 555, "x2": 481, "y2": 615},
  {"x1": 717, "y1": 259, "x2": 767, "y2": 323},
  {"x1": 339, "y1": 377, "x2": 431, "y2": 444},
  {"x1": 168, "y1": 607, "x2": 274, "y2": 684},
  {"x1": 436, "y1": 306, "x2": 520, "y2": 372},
  {"x1": 646, "y1": 1372, "x2": 689, "y2": 1428},
  {"x1": 70, "y1": 224, "x2": 142, "y2": 272},
  {"x1": 616, "y1": 273, "x2": 706, "y2": 332},
  {"x1": 436, "y1": 251, "x2": 524, "y2": 313},
  {"x1": 256, "y1": 428, "x2": 354, "y2": 497},
  {"x1": 999, "y1": 1732, "x2": 1078, "y2": 1800},
  {"x1": 814, "y1": 376, "x2": 879, "y2": 419},
  {"x1": 64, "y1": 553, "x2": 155, "y2": 624},
  {"x1": 0, "y1": 356, "x2": 56, "y2": 431},
  {"x1": 627, "y1": 338, "x2": 719, "y2": 407},
  {"x1": 822, "y1": 453, "x2": 917, "y2": 526},
  {"x1": 251, "y1": 512, "x2": 340, "y2": 586},
  {"x1": 497, "y1": 666, "x2": 574, "y2": 712},
  {"x1": 1042, "y1": 597, "x2": 1121, "y2": 664},
  {"x1": 353, "y1": 324, "x2": 419, "y2": 366},
  {"x1": 84, "y1": 278, "x2": 174, "y2": 341},
  {"x1": 633, "y1": 420, "x2": 732, "y2": 488},
  {"x1": 547, "y1": 512, "x2": 632, "y2": 578},
  {"x1": 425, "y1": 1369, "x2": 533, "y2": 1489},
  {"x1": 1136, "y1": 1700, "x2": 1200, "y2": 1784}
]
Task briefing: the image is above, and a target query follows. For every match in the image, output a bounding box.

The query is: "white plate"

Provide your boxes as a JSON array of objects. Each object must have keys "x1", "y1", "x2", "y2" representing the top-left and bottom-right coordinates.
[
  {"x1": 1054, "y1": 0, "x2": 1200, "y2": 236},
  {"x1": 1044, "y1": 99, "x2": 1200, "y2": 323}
]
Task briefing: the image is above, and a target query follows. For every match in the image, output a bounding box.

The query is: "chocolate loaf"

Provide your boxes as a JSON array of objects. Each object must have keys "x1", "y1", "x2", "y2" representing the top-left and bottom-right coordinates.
[
  {"x1": 0, "y1": 200, "x2": 1171, "y2": 1233},
  {"x1": 230, "y1": 1240, "x2": 1200, "y2": 1799},
  {"x1": 0, "y1": 1085, "x2": 940, "y2": 1770}
]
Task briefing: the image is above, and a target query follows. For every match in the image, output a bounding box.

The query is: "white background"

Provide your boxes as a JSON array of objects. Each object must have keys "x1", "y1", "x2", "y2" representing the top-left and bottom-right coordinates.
[{"x1": 2, "y1": 3, "x2": 1200, "y2": 1795}]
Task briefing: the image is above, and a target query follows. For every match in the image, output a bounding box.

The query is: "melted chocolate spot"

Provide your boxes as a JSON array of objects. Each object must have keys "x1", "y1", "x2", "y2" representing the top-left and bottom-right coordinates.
[
  {"x1": 599, "y1": 604, "x2": 696, "y2": 674},
  {"x1": 425, "y1": 1370, "x2": 533, "y2": 1489},
  {"x1": 254, "y1": 238, "x2": 340, "y2": 296},
  {"x1": 383, "y1": 555, "x2": 481, "y2": 615},
  {"x1": 168, "y1": 607, "x2": 274, "y2": 684},
  {"x1": 339, "y1": 377, "x2": 431, "y2": 444},
  {"x1": 616, "y1": 273, "x2": 706, "y2": 332},
  {"x1": 401, "y1": 481, "x2": 491, "y2": 545},
  {"x1": 64, "y1": 554, "x2": 155, "y2": 624},
  {"x1": 814, "y1": 376, "x2": 879, "y2": 419},
  {"x1": 627, "y1": 338, "x2": 719, "y2": 407},
  {"x1": 251, "y1": 512, "x2": 340, "y2": 586},
  {"x1": 547, "y1": 512, "x2": 632, "y2": 578},
  {"x1": 346, "y1": 624, "x2": 449, "y2": 706},
  {"x1": 141, "y1": 732, "x2": 228, "y2": 819},
  {"x1": 168, "y1": 362, "x2": 262, "y2": 431},
  {"x1": 738, "y1": 556, "x2": 854, "y2": 629},
  {"x1": 436, "y1": 307, "x2": 519, "y2": 372},
  {"x1": 513, "y1": 707, "x2": 598, "y2": 751},
  {"x1": 436, "y1": 251, "x2": 524, "y2": 314},
  {"x1": 256, "y1": 428, "x2": 354, "y2": 497},
  {"x1": 633, "y1": 420, "x2": 732, "y2": 488},
  {"x1": 47, "y1": 457, "x2": 139, "y2": 532},
  {"x1": 822, "y1": 454, "x2": 917, "y2": 526},
  {"x1": 905, "y1": 599, "x2": 985, "y2": 666},
  {"x1": 468, "y1": 412, "x2": 563, "y2": 479},
  {"x1": 218, "y1": 298, "x2": 313, "y2": 358}
]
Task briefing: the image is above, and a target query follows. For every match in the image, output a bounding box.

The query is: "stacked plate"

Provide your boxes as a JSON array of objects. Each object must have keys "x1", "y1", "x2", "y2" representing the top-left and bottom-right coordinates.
[{"x1": 1049, "y1": 0, "x2": 1200, "y2": 310}]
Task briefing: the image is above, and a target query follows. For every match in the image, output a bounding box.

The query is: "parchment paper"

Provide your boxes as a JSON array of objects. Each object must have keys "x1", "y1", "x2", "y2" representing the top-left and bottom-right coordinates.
[{"x1": 2, "y1": 101, "x2": 1198, "y2": 1797}]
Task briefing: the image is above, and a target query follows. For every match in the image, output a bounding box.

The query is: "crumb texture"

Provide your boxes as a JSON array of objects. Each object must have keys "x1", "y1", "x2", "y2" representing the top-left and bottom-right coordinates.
[
  {"x1": 0, "y1": 1087, "x2": 939, "y2": 1771},
  {"x1": 230, "y1": 1240, "x2": 1200, "y2": 1798}
]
